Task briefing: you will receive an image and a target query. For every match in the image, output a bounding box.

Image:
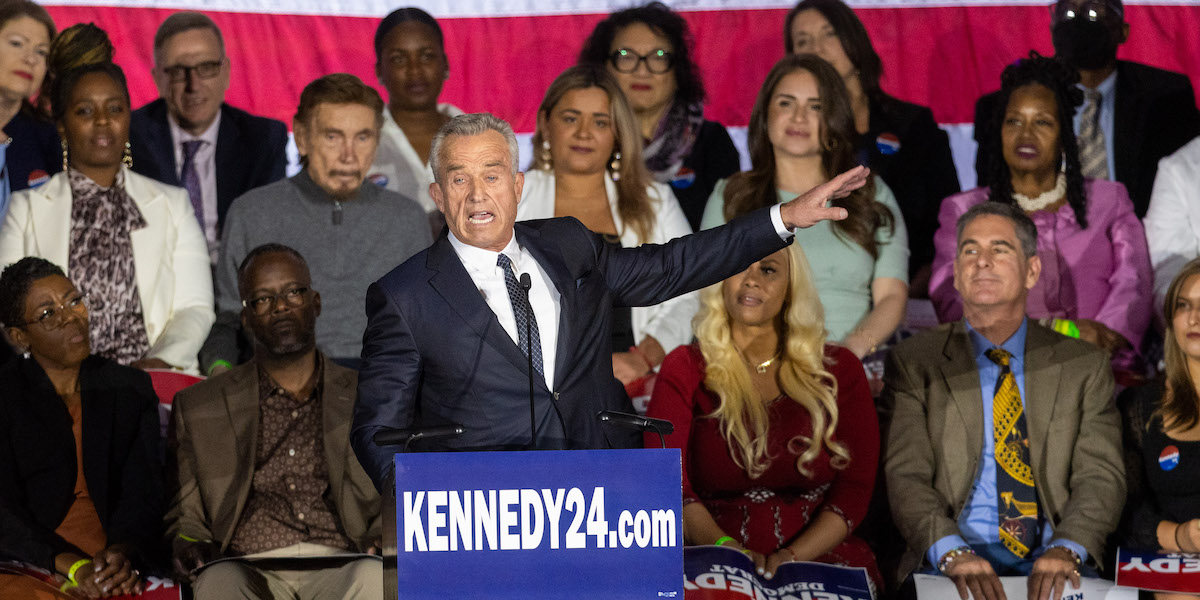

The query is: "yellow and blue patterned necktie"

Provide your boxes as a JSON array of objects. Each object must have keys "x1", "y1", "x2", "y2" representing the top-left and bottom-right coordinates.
[{"x1": 986, "y1": 348, "x2": 1039, "y2": 558}]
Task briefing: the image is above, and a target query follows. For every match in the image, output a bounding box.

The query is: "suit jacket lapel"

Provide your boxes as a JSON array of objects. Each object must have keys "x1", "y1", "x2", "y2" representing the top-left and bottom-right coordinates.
[
  {"x1": 1111, "y1": 61, "x2": 1137, "y2": 183},
  {"x1": 940, "y1": 322, "x2": 985, "y2": 466},
  {"x1": 222, "y1": 365, "x2": 259, "y2": 545},
  {"x1": 214, "y1": 104, "x2": 239, "y2": 223},
  {"x1": 516, "y1": 224, "x2": 577, "y2": 389},
  {"x1": 322, "y1": 356, "x2": 352, "y2": 511},
  {"x1": 1022, "y1": 324, "x2": 1061, "y2": 481},
  {"x1": 148, "y1": 103, "x2": 181, "y2": 186},
  {"x1": 28, "y1": 174, "x2": 73, "y2": 267},
  {"x1": 426, "y1": 234, "x2": 534, "y2": 382}
]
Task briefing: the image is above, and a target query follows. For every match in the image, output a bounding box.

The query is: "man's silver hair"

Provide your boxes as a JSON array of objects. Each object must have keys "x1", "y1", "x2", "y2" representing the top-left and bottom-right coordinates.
[{"x1": 429, "y1": 112, "x2": 520, "y2": 184}]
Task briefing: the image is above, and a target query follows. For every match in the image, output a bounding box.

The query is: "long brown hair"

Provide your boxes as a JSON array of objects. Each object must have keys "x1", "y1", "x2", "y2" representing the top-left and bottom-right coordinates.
[
  {"x1": 723, "y1": 54, "x2": 890, "y2": 257},
  {"x1": 530, "y1": 64, "x2": 656, "y2": 244},
  {"x1": 1160, "y1": 258, "x2": 1200, "y2": 431}
]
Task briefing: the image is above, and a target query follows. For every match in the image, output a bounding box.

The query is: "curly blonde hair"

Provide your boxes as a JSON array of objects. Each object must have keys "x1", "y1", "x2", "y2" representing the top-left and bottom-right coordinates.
[{"x1": 694, "y1": 243, "x2": 850, "y2": 478}]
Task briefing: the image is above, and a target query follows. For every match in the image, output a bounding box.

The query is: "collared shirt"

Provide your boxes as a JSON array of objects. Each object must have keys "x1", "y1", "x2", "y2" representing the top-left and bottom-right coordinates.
[
  {"x1": 443, "y1": 205, "x2": 793, "y2": 391},
  {"x1": 1073, "y1": 71, "x2": 1117, "y2": 180},
  {"x1": 368, "y1": 103, "x2": 464, "y2": 215},
  {"x1": 927, "y1": 318, "x2": 1088, "y2": 566},
  {"x1": 168, "y1": 111, "x2": 221, "y2": 262},
  {"x1": 447, "y1": 230, "x2": 562, "y2": 389},
  {"x1": 228, "y1": 357, "x2": 354, "y2": 556}
]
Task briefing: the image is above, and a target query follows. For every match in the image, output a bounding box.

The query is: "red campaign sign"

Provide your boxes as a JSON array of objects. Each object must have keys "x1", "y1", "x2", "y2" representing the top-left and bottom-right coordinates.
[
  {"x1": 0, "y1": 561, "x2": 181, "y2": 599},
  {"x1": 685, "y1": 546, "x2": 873, "y2": 600},
  {"x1": 1115, "y1": 548, "x2": 1200, "y2": 594}
]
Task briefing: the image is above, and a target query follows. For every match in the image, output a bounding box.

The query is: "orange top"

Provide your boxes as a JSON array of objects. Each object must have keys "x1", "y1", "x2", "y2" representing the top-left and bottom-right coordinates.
[{"x1": 52, "y1": 396, "x2": 106, "y2": 558}]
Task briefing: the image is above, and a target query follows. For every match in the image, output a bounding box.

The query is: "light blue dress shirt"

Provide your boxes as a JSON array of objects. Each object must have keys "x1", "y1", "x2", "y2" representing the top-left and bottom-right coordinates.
[
  {"x1": 926, "y1": 319, "x2": 1088, "y2": 569},
  {"x1": 1072, "y1": 71, "x2": 1117, "y2": 180}
]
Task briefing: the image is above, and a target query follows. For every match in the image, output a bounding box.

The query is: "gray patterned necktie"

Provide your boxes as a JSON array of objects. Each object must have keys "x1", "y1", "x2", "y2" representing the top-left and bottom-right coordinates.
[
  {"x1": 1078, "y1": 89, "x2": 1109, "y2": 180},
  {"x1": 497, "y1": 253, "x2": 544, "y2": 378}
]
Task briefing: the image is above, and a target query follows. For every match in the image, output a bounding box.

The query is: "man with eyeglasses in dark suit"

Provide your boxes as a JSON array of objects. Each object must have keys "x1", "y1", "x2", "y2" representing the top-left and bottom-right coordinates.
[{"x1": 129, "y1": 11, "x2": 289, "y2": 264}]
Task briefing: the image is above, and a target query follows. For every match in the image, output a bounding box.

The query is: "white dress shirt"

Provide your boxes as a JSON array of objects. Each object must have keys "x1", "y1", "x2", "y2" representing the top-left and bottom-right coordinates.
[
  {"x1": 369, "y1": 103, "x2": 464, "y2": 215},
  {"x1": 447, "y1": 230, "x2": 561, "y2": 389},
  {"x1": 1144, "y1": 134, "x2": 1200, "y2": 328},
  {"x1": 168, "y1": 111, "x2": 221, "y2": 262},
  {"x1": 517, "y1": 169, "x2": 699, "y2": 354}
]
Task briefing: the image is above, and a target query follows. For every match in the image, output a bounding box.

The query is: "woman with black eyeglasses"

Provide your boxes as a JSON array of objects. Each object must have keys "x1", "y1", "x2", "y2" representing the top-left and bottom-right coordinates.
[
  {"x1": 579, "y1": 1, "x2": 741, "y2": 231},
  {"x1": 0, "y1": 257, "x2": 163, "y2": 599},
  {"x1": 0, "y1": 24, "x2": 213, "y2": 374}
]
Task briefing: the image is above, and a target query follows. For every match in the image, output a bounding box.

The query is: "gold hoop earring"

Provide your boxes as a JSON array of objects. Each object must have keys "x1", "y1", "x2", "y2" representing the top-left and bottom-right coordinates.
[
  {"x1": 540, "y1": 139, "x2": 552, "y2": 169},
  {"x1": 122, "y1": 141, "x2": 133, "y2": 169},
  {"x1": 609, "y1": 151, "x2": 622, "y2": 182},
  {"x1": 61, "y1": 140, "x2": 69, "y2": 172}
]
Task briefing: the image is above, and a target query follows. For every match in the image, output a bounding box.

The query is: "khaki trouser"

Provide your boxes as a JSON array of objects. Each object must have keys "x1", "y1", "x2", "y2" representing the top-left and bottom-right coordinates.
[{"x1": 192, "y1": 556, "x2": 382, "y2": 600}]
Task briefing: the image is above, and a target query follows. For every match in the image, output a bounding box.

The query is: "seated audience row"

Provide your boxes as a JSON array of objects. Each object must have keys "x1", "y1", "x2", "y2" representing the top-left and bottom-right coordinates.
[{"x1": 0, "y1": 249, "x2": 381, "y2": 599}]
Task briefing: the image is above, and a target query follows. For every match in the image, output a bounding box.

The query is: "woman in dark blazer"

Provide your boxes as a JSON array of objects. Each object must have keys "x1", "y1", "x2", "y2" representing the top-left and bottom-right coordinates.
[
  {"x1": 0, "y1": 257, "x2": 162, "y2": 599},
  {"x1": 784, "y1": 0, "x2": 960, "y2": 296}
]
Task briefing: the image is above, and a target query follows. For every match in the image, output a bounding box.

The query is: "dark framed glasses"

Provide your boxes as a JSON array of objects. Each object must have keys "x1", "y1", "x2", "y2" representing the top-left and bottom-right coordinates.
[
  {"x1": 161, "y1": 59, "x2": 225, "y2": 84},
  {"x1": 608, "y1": 48, "x2": 674, "y2": 74}
]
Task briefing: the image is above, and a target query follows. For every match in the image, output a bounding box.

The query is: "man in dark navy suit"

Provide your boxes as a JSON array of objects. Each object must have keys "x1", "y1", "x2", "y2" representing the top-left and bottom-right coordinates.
[
  {"x1": 350, "y1": 112, "x2": 868, "y2": 490},
  {"x1": 973, "y1": 0, "x2": 1198, "y2": 217},
  {"x1": 129, "y1": 12, "x2": 288, "y2": 262}
]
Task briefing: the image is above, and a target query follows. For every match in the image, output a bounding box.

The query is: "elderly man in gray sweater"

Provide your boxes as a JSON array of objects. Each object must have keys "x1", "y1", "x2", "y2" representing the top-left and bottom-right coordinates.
[{"x1": 200, "y1": 74, "x2": 432, "y2": 375}]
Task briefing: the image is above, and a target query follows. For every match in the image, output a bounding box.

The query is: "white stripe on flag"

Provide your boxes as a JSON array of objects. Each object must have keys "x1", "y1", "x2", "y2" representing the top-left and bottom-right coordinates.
[{"x1": 42, "y1": 0, "x2": 1200, "y2": 19}]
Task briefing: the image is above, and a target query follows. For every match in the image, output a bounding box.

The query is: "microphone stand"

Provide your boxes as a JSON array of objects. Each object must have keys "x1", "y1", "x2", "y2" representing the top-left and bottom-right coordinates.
[
  {"x1": 520, "y1": 273, "x2": 536, "y2": 450},
  {"x1": 596, "y1": 410, "x2": 675, "y2": 449}
]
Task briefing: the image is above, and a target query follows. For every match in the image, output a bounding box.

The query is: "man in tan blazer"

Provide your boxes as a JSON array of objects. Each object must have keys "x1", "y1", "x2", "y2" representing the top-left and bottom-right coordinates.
[
  {"x1": 167, "y1": 243, "x2": 381, "y2": 599},
  {"x1": 882, "y1": 202, "x2": 1124, "y2": 600}
]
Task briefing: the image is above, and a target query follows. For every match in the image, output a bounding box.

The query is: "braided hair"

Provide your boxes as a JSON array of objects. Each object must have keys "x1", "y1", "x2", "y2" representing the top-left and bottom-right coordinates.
[{"x1": 983, "y1": 51, "x2": 1089, "y2": 228}]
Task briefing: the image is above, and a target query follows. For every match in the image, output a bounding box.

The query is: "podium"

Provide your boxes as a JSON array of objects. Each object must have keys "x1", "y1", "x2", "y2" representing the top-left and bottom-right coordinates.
[{"x1": 383, "y1": 449, "x2": 683, "y2": 599}]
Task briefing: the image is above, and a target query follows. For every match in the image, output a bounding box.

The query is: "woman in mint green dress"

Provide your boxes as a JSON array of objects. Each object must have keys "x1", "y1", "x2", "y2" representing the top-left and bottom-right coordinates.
[{"x1": 701, "y1": 54, "x2": 908, "y2": 358}]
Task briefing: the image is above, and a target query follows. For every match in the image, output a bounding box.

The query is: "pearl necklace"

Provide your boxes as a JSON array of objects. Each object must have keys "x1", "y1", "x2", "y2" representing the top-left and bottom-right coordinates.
[{"x1": 1013, "y1": 172, "x2": 1067, "y2": 212}]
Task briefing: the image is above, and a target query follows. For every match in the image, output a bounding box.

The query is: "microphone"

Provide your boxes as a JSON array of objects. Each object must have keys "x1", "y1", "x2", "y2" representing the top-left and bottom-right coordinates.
[
  {"x1": 373, "y1": 424, "x2": 466, "y2": 453},
  {"x1": 520, "y1": 272, "x2": 536, "y2": 450},
  {"x1": 596, "y1": 410, "x2": 675, "y2": 449}
]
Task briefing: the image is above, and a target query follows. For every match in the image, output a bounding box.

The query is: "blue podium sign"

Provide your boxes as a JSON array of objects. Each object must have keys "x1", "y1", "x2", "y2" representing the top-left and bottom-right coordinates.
[{"x1": 393, "y1": 448, "x2": 684, "y2": 599}]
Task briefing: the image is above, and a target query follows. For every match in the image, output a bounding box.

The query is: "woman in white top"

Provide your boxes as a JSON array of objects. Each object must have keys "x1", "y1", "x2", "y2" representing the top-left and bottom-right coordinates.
[
  {"x1": 0, "y1": 47, "x2": 212, "y2": 373},
  {"x1": 518, "y1": 64, "x2": 696, "y2": 386},
  {"x1": 368, "y1": 7, "x2": 463, "y2": 236}
]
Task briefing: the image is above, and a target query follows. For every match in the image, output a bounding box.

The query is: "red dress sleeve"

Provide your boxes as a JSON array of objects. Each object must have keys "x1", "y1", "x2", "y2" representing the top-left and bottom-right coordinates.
[
  {"x1": 820, "y1": 345, "x2": 881, "y2": 530},
  {"x1": 645, "y1": 344, "x2": 707, "y2": 505}
]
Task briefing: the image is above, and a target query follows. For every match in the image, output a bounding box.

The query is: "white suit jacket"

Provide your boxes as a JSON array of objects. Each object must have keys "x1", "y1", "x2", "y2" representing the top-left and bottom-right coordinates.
[
  {"x1": 0, "y1": 167, "x2": 214, "y2": 373},
  {"x1": 517, "y1": 169, "x2": 698, "y2": 354},
  {"x1": 1144, "y1": 135, "x2": 1200, "y2": 328}
]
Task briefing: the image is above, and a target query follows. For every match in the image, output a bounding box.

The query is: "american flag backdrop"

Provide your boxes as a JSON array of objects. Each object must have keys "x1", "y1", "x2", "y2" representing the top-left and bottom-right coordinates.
[{"x1": 42, "y1": 1, "x2": 1200, "y2": 188}]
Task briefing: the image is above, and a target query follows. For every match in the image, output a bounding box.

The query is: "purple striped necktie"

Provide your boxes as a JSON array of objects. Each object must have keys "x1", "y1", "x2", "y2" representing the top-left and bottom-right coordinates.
[{"x1": 180, "y1": 140, "x2": 205, "y2": 230}]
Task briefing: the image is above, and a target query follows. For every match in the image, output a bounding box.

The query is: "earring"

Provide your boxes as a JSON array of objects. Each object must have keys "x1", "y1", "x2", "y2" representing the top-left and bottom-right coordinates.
[
  {"x1": 540, "y1": 139, "x2": 552, "y2": 168},
  {"x1": 21, "y1": 348, "x2": 30, "y2": 359},
  {"x1": 609, "y1": 151, "x2": 622, "y2": 182},
  {"x1": 61, "y1": 140, "x2": 69, "y2": 172},
  {"x1": 122, "y1": 141, "x2": 133, "y2": 169}
]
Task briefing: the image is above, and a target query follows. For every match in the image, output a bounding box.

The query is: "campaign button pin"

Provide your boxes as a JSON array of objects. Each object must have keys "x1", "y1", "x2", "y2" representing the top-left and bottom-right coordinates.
[
  {"x1": 367, "y1": 173, "x2": 389, "y2": 187},
  {"x1": 876, "y1": 133, "x2": 901, "y2": 156},
  {"x1": 26, "y1": 169, "x2": 50, "y2": 188},
  {"x1": 671, "y1": 167, "x2": 696, "y2": 189},
  {"x1": 1160, "y1": 445, "x2": 1180, "y2": 471}
]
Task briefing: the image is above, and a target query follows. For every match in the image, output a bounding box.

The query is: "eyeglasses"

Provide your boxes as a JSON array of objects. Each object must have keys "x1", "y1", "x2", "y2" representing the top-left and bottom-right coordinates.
[
  {"x1": 1051, "y1": 1, "x2": 1121, "y2": 22},
  {"x1": 24, "y1": 294, "x2": 89, "y2": 329},
  {"x1": 161, "y1": 59, "x2": 225, "y2": 84},
  {"x1": 242, "y1": 286, "x2": 311, "y2": 315},
  {"x1": 608, "y1": 48, "x2": 674, "y2": 74}
]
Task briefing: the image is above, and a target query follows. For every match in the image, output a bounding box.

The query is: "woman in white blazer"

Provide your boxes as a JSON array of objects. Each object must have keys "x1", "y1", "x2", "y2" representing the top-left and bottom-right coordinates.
[
  {"x1": 518, "y1": 65, "x2": 697, "y2": 388},
  {"x1": 1145, "y1": 135, "x2": 1200, "y2": 329},
  {"x1": 0, "y1": 52, "x2": 212, "y2": 373}
]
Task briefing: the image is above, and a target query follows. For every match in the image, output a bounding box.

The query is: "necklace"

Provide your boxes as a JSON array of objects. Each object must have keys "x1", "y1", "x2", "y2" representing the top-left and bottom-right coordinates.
[
  {"x1": 1013, "y1": 172, "x2": 1067, "y2": 212},
  {"x1": 738, "y1": 348, "x2": 780, "y2": 374}
]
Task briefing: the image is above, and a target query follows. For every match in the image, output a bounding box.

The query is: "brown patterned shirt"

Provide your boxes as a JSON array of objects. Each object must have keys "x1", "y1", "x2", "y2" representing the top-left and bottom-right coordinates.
[
  {"x1": 227, "y1": 358, "x2": 354, "y2": 555},
  {"x1": 67, "y1": 168, "x2": 150, "y2": 365}
]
